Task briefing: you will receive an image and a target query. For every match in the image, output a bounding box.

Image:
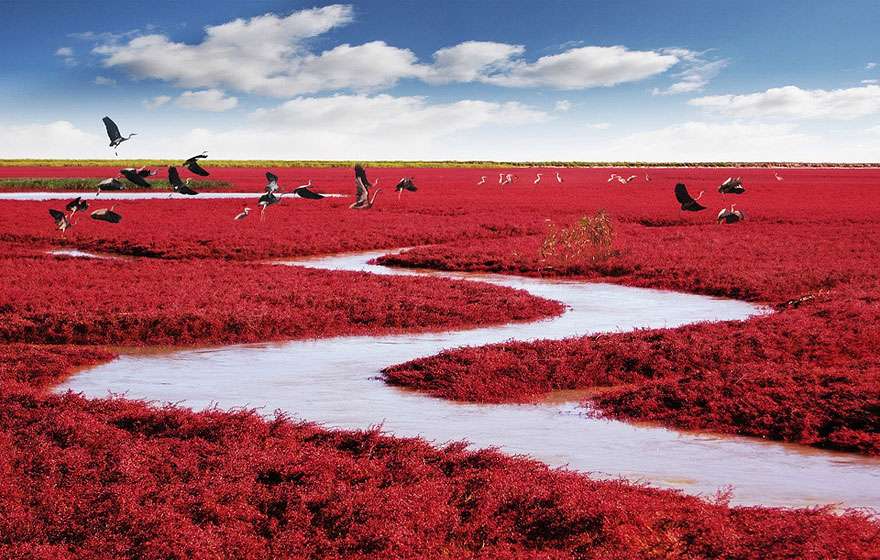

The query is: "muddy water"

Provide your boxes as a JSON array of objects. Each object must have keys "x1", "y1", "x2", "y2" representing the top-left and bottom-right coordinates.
[{"x1": 57, "y1": 250, "x2": 880, "y2": 510}]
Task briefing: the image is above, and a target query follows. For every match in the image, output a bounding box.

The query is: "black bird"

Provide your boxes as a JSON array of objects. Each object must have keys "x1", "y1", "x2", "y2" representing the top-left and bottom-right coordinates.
[
  {"x1": 354, "y1": 164, "x2": 373, "y2": 189},
  {"x1": 96, "y1": 177, "x2": 124, "y2": 196},
  {"x1": 49, "y1": 209, "x2": 71, "y2": 233},
  {"x1": 120, "y1": 168, "x2": 152, "y2": 188},
  {"x1": 394, "y1": 177, "x2": 417, "y2": 199},
  {"x1": 91, "y1": 206, "x2": 122, "y2": 223},
  {"x1": 674, "y1": 183, "x2": 706, "y2": 211},
  {"x1": 102, "y1": 116, "x2": 136, "y2": 155},
  {"x1": 258, "y1": 191, "x2": 282, "y2": 219},
  {"x1": 134, "y1": 166, "x2": 157, "y2": 178},
  {"x1": 183, "y1": 152, "x2": 210, "y2": 176},
  {"x1": 351, "y1": 165, "x2": 381, "y2": 210},
  {"x1": 265, "y1": 171, "x2": 280, "y2": 193},
  {"x1": 65, "y1": 197, "x2": 88, "y2": 216},
  {"x1": 719, "y1": 177, "x2": 745, "y2": 194},
  {"x1": 293, "y1": 180, "x2": 324, "y2": 200},
  {"x1": 717, "y1": 204, "x2": 745, "y2": 224},
  {"x1": 168, "y1": 166, "x2": 199, "y2": 196}
]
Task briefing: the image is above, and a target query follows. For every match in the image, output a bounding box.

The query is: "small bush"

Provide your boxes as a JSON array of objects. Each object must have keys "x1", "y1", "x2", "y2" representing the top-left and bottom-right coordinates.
[{"x1": 540, "y1": 211, "x2": 615, "y2": 271}]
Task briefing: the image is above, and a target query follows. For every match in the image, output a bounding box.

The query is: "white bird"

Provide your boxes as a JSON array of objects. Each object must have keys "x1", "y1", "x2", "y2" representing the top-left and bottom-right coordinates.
[
  {"x1": 607, "y1": 173, "x2": 620, "y2": 183},
  {"x1": 233, "y1": 207, "x2": 250, "y2": 221},
  {"x1": 477, "y1": 176, "x2": 487, "y2": 185},
  {"x1": 498, "y1": 173, "x2": 505, "y2": 184},
  {"x1": 555, "y1": 172, "x2": 563, "y2": 183},
  {"x1": 774, "y1": 172, "x2": 784, "y2": 181},
  {"x1": 645, "y1": 174, "x2": 651, "y2": 182},
  {"x1": 623, "y1": 175, "x2": 638, "y2": 183},
  {"x1": 534, "y1": 173, "x2": 542, "y2": 184},
  {"x1": 717, "y1": 204, "x2": 745, "y2": 224}
]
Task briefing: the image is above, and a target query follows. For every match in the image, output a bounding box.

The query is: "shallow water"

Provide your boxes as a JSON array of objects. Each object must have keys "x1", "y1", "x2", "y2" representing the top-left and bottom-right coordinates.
[
  {"x1": 0, "y1": 191, "x2": 347, "y2": 200},
  {"x1": 58, "y1": 250, "x2": 880, "y2": 509}
]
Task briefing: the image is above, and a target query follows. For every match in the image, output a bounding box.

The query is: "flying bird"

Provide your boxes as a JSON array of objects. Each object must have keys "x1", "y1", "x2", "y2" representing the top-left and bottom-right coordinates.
[
  {"x1": 477, "y1": 176, "x2": 487, "y2": 185},
  {"x1": 120, "y1": 168, "x2": 151, "y2": 188},
  {"x1": 674, "y1": 183, "x2": 706, "y2": 211},
  {"x1": 719, "y1": 177, "x2": 745, "y2": 194},
  {"x1": 534, "y1": 173, "x2": 542, "y2": 184},
  {"x1": 91, "y1": 206, "x2": 122, "y2": 223},
  {"x1": 258, "y1": 192, "x2": 282, "y2": 219},
  {"x1": 96, "y1": 177, "x2": 124, "y2": 195},
  {"x1": 102, "y1": 116, "x2": 136, "y2": 155},
  {"x1": 351, "y1": 164, "x2": 380, "y2": 209},
  {"x1": 395, "y1": 177, "x2": 417, "y2": 199},
  {"x1": 183, "y1": 152, "x2": 210, "y2": 176},
  {"x1": 293, "y1": 179, "x2": 325, "y2": 200},
  {"x1": 49, "y1": 209, "x2": 71, "y2": 234},
  {"x1": 717, "y1": 204, "x2": 745, "y2": 224},
  {"x1": 233, "y1": 207, "x2": 250, "y2": 221},
  {"x1": 168, "y1": 166, "x2": 199, "y2": 196},
  {"x1": 65, "y1": 197, "x2": 88, "y2": 216},
  {"x1": 134, "y1": 166, "x2": 157, "y2": 178},
  {"x1": 265, "y1": 172, "x2": 280, "y2": 193}
]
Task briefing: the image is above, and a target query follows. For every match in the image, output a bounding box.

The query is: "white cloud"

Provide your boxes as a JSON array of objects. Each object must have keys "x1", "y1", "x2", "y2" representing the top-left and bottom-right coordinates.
[
  {"x1": 143, "y1": 95, "x2": 172, "y2": 110},
  {"x1": 606, "y1": 121, "x2": 817, "y2": 161},
  {"x1": 93, "y1": 75, "x2": 116, "y2": 86},
  {"x1": 652, "y1": 49, "x2": 727, "y2": 95},
  {"x1": 478, "y1": 46, "x2": 678, "y2": 89},
  {"x1": 587, "y1": 122, "x2": 611, "y2": 130},
  {"x1": 175, "y1": 89, "x2": 238, "y2": 112},
  {"x1": 690, "y1": 85, "x2": 880, "y2": 119},
  {"x1": 55, "y1": 46, "x2": 76, "y2": 66},
  {"x1": 554, "y1": 100, "x2": 572, "y2": 112},
  {"x1": 862, "y1": 79, "x2": 879, "y2": 85},
  {"x1": 0, "y1": 121, "x2": 101, "y2": 158},
  {"x1": 91, "y1": 6, "x2": 681, "y2": 95},
  {"x1": 867, "y1": 62, "x2": 877, "y2": 70},
  {"x1": 867, "y1": 124, "x2": 880, "y2": 135},
  {"x1": 426, "y1": 41, "x2": 523, "y2": 83}
]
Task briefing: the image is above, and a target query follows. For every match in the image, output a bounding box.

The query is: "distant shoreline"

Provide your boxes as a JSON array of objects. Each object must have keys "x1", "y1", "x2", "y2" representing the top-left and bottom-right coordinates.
[{"x1": 0, "y1": 159, "x2": 878, "y2": 169}]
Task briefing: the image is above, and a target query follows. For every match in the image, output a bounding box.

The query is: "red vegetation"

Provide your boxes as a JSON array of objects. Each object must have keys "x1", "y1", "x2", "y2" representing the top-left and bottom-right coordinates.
[
  {"x1": 2, "y1": 167, "x2": 880, "y2": 555},
  {"x1": 1, "y1": 345, "x2": 878, "y2": 558},
  {"x1": 0, "y1": 249, "x2": 561, "y2": 346}
]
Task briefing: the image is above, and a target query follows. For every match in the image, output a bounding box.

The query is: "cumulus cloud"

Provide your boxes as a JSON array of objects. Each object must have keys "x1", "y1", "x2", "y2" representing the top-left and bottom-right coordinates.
[
  {"x1": 554, "y1": 100, "x2": 572, "y2": 112},
  {"x1": 0, "y1": 121, "x2": 101, "y2": 158},
  {"x1": 606, "y1": 121, "x2": 816, "y2": 161},
  {"x1": 175, "y1": 89, "x2": 238, "y2": 112},
  {"x1": 652, "y1": 49, "x2": 727, "y2": 95},
  {"x1": 143, "y1": 95, "x2": 172, "y2": 110},
  {"x1": 91, "y1": 6, "x2": 682, "y2": 96},
  {"x1": 867, "y1": 62, "x2": 877, "y2": 70},
  {"x1": 93, "y1": 75, "x2": 116, "y2": 86},
  {"x1": 478, "y1": 46, "x2": 678, "y2": 89},
  {"x1": 55, "y1": 46, "x2": 76, "y2": 66},
  {"x1": 690, "y1": 84, "x2": 880, "y2": 119}
]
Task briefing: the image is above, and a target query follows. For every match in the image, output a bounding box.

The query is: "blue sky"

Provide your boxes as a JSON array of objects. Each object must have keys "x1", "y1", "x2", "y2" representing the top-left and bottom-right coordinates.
[{"x1": 1, "y1": 1, "x2": 878, "y2": 161}]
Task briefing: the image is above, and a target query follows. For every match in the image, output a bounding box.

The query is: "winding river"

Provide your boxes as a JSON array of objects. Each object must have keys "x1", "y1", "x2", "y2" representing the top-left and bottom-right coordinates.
[{"x1": 57, "y1": 249, "x2": 880, "y2": 510}]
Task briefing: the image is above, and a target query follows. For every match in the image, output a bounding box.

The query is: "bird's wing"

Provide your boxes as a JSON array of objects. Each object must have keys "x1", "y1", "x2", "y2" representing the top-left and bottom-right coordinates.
[
  {"x1": 179, "y1": 184, "x2": 199, "y2": 195},
  {"x1": 265, "y1": 172, "x2": 279, "y2": 192},
  {"x1": 186, "y1": 161, "x2": 210, "y2": 176},
  {"x1": 102, "y1": 116, "x2": 121, "y2": 141},
  {"x1": 354, "y1": 164, "x2": 371, "y2": 188},
  {"x1": 674, "y1": 183, "x2": 696, "y2": 205},
  {"x1": 168, "y1": 166, "x2": 183, "y2": 188},
  {"x1": 355, "y1": 178, "x2": 369, "y2": 204},
  {"x1": 122, "y1": 169, "x2": 151, "y2": 188},
  {"x1": 49, "y1": 209, "x2": 66, "y2": 221},
  {"x1": 294, "y1": 186, "x2": 325, "y2": 200},
  {"x1": 64, "y1": 197, "x2": 80, "y2": 211}
]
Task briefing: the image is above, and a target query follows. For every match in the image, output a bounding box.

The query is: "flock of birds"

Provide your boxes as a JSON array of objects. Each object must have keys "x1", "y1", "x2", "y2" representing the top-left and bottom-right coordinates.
[{"x1": 48, "y1": 115, "x2": 772, "y2": 233}]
